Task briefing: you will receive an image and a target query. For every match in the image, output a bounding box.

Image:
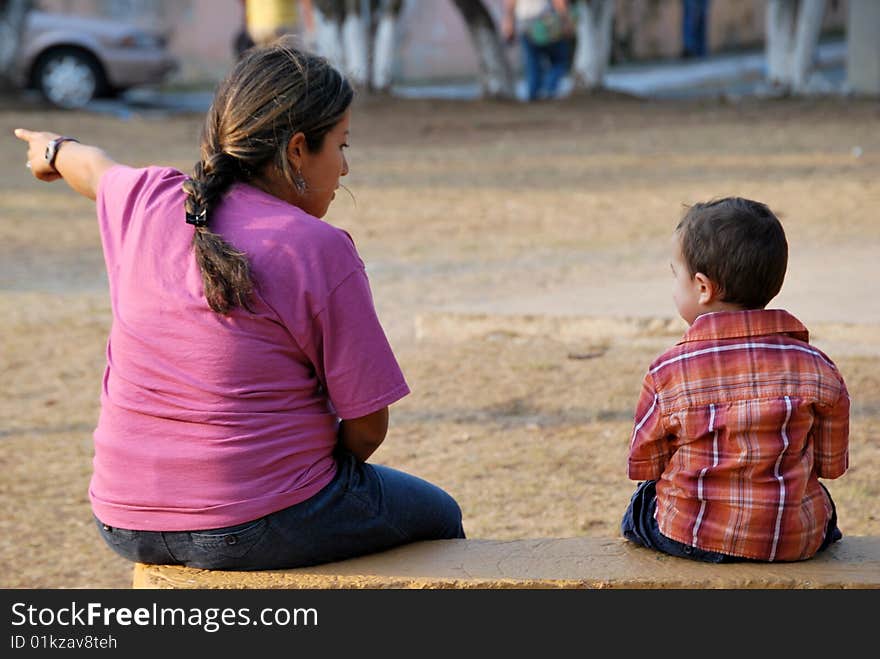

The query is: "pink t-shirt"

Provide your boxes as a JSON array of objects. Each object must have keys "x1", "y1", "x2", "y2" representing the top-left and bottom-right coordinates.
[{"x1": 89, "y1": 165, "x2": 409, "y2": 531}]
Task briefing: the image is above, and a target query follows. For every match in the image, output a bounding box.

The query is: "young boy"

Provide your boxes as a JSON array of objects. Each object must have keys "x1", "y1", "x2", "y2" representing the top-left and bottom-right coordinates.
[{"x1": 622, "y1": 197, "x2": 850, "y2": 562}]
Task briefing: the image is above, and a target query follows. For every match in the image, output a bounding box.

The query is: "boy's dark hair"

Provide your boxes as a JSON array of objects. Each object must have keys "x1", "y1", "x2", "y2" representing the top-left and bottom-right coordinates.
[{"x1": 675, "y1": 197, "x2": 788, "y2": 309}]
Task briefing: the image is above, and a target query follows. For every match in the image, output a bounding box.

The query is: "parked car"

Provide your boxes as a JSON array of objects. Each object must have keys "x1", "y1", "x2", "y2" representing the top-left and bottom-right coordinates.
[{"x1": 11, "y1": 8, "x2": 178, "y2": 109}]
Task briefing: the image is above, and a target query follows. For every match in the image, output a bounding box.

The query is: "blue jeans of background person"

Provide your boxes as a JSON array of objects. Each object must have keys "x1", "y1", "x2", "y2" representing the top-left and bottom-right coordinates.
[
  {"x1": 520, "y1": 34, "x2": 571, "y2": 101},
  {"x1": 682, "y1": 0, "x2": 710, "y2": 58},
  {"x1": 621, "y1": 479, "x2": 842, "y2": 563},
  {"x1": 96, "y1": 450, "x2": 465, "y2": 570}
]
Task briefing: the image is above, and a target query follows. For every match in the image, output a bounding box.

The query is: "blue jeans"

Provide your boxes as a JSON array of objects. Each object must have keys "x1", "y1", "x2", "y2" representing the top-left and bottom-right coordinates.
[
  {"x1": 682, "y1": 0, "x2": 710, "y2": 58},
  {"x1": 621, "y1": 479, "x2": 842, "y2": 563},
  {"x1": 95, "y1": 450, "x2": 465, "y2": 570},
  {"x1": 520, "y1": 34, "x2": 571, "y2": 101}
]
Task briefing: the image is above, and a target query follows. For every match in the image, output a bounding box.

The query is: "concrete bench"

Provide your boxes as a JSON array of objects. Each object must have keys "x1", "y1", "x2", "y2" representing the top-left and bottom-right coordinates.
[{"x1": 132, "y1": 535, "x2": 880, "y2": 589}]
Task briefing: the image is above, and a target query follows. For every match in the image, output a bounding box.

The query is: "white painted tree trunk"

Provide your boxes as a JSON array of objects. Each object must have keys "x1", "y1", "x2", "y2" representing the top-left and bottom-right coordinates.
[
  {"x1": 572, "y1": 0, "x2": 615, "y2": 90},
  {"x1": 451, "y1": 0, "x2": 514, "y2": 99},
  {"x1": 342, "y1": 9, "x2": 369, "y2": 86},
  {"x1": 790, "y1": 0, "x2": 825, "y2": 90},
  {"x1": 318, "y1": 0, "x2": 511, "y2": 97},
  {"x1": 371, "y1": 11, "x2": 396, "y2": 91},
  {"x1": 766, "y1": 0, "x2": 795, "y2": 84},
  {"x1": 846, "y1": 0, "x2": 880, "y2": 95},
  {"x1": 765, "y1": 0, "x2": 826, "y2": 93},
  {"x1": 314, "y1": 9, "x2": 346, "y2": 72},
  {"x1": 472, "y1": 21, "x2": 513, "y2": 98}
]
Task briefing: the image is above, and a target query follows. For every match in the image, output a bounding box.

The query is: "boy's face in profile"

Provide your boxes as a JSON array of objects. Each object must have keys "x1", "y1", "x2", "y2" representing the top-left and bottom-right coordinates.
[{"x1": 670, "y1": 230, "x2": 702, "y2": 325}]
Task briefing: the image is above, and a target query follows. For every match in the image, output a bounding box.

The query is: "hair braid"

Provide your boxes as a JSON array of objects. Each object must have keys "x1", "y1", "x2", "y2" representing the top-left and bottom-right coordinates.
[{"x1": 182, "y1": 134, "x2": 254, "y2": 314}]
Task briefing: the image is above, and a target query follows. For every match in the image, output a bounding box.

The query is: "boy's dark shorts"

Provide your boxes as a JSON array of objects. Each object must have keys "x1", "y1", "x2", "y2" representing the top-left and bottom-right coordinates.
[{"x1": 621, "y1": 479, "x2": 843, "y2": 563}]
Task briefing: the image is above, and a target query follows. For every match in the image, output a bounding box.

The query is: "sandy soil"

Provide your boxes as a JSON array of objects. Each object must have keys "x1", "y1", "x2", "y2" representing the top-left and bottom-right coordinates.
[{"x1": 1, "y1": 92, "x2": 878, "y2": 588}]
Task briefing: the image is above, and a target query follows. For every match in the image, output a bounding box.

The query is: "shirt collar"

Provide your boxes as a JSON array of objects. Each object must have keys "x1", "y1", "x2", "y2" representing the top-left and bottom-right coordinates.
[{"x1": 680, "y1": 309, "x2": 809, "y2": 344}]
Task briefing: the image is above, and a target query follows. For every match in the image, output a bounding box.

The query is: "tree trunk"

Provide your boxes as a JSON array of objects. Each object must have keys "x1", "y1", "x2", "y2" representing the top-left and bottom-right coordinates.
[
  {"x1": 765, "y1": 0, "x2": 826, "y2": 93},
  {"x1": 313, "y1": 0, "x2": 402, "y2": 92},
  {"x1": 571, "y1": 0, "x2": 615, "y2": 91},
  {"x1": 314, "y1": 14, "x2": 346, "y2": 71},
  {"x1": 450, "y1": 0, "x2": 515, "y2": 99},
  {"x1": 766, "y1": 0, "x2": 796, "y2": 85},
  {"x1": 846, "y1": 0, "x2": 880, "y2": 95},
  {"x1": 0, "y1": 0, "x2": 33, "y2": 92},
  {"x1": 313, "y1": 0, "x2": 347, "y2": 72},
  {"x1": 316, "y1": 0, "x2": 512, "y2": 98},
  {"x1": 341, "y1": 0, "x2": 369, "y2": 87},
  {"x1": 790, "y1": 0, "x2": 825, "y2": 91},
  {"x1": 371, "y1": 0, "x2": 402, "y2": 92}
]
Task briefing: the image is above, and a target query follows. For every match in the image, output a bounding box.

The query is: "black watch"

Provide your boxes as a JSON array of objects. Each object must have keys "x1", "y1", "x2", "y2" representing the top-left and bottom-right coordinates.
[{"x1": 44, "y1": 136, "x2": 80, "y2": 171}]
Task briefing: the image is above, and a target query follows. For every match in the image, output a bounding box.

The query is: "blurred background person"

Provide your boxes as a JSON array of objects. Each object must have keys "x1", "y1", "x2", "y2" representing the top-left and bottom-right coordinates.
[
  {"x1": 234, "y1": 0, "x2": 256, "y2": 57},
  {"x1": 681, "y1": 0, "x2": 711, "y2": 59},
  {"x1": 237, "y1": 0, "x2": 315, "y2": 57},
  {"x1": 502, "y1": 0, "x2": 575, "y2": 101}
]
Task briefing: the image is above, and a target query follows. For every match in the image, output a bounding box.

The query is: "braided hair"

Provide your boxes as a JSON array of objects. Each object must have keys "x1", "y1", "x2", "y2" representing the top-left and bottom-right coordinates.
[{"x1": 182, "y1": 36, "x2": 354, "y2": 314}]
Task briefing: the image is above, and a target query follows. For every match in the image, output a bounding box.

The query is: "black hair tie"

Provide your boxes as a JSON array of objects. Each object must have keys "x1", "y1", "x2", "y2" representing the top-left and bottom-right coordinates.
[{"x1": 186, "y1": 209, "x2": 207, "y2": 227}]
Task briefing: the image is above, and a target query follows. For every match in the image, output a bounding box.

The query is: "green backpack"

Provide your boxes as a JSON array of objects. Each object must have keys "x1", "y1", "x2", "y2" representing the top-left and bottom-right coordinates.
[{"x1": 525, "y1": 6, "x2": 567, "y2": 46}]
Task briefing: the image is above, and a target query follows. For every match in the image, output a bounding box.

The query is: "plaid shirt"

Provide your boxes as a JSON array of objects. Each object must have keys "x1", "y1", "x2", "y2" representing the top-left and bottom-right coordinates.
[{"x1": 627, "y1": 309, "x2": 850, "y2": 561}]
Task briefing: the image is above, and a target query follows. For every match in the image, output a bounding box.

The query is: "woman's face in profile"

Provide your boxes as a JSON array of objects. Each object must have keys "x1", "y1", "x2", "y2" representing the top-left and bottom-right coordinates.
[{"x1": 299, "y1": 109, "x2": 351, "y2": 218}]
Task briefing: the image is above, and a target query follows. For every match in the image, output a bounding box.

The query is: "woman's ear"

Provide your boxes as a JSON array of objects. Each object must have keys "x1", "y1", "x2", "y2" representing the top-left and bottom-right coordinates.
[
  {"x1": 286, "y1": 132, "x2": 307, "y2": 170},
  {"x1": 693, "y1": 272, "x2": 720, "y2": 306}
]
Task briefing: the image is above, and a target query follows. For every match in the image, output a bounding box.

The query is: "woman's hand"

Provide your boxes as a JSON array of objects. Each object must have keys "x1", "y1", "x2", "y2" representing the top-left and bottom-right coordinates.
[
  {"x1": 14, "y1": 128, "x2": 64, "y2": 182},
  {"x1": 13, "y1": 128, "x2": 117, "y2": 201}
]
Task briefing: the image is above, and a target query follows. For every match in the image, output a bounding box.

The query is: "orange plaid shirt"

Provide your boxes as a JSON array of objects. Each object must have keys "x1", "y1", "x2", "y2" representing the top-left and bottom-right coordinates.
[{"x1": 627, "y1": 309, "x2": 850, "y2": 561}]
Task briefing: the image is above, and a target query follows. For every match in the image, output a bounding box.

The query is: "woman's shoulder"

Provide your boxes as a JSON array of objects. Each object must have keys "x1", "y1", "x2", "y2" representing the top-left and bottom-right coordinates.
[
  {"x1": 102, "y1": 163, "x2": 185, "y2": 184},
  {"x1": 222, "y1": 186, "x2": 362, "y2": 283},
  {"x1": 282, "y1": 213, "x2": 360, "y2": 266},
  {"x1": 228, "y1": 184, "x2": 357, "y2": 249},
  {"x1": 99, "y1": 164, "x2": 187, "y2": 201}
]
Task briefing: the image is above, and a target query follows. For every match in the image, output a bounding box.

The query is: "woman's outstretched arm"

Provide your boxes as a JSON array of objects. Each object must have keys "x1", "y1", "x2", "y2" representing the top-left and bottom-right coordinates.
[{"x1": 14, "y1": 128, "x2": 118, "y2": 201}]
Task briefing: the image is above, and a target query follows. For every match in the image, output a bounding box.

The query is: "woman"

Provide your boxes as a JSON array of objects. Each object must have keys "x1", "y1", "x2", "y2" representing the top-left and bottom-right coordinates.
[{"x1": 15, "y1": 38, "x2": 464, "y2": 570}]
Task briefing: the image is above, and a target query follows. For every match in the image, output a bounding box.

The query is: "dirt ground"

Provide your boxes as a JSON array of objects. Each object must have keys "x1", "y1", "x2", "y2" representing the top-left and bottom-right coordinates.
[{"x1": 1, "y1": 91, "x2": 878, "y2": 588}]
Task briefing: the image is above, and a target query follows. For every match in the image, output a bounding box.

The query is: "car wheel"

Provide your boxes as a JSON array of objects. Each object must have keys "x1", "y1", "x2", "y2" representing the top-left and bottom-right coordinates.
[{"x1": 33, "y1": 47, "x2": 107, "y2": 109}]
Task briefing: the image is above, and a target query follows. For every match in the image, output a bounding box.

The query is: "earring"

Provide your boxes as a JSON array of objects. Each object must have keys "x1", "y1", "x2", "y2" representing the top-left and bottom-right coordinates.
[{"x1": 293, "y1": 170, "x2": 306, "y2": 194}]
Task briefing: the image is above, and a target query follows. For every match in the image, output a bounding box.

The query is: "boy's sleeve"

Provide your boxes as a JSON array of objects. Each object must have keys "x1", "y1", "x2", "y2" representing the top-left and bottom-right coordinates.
[
  {"x1": 627, "y1": 371, "x2": 671, "y2": 481},
  {"x1": 813, "y1": 380, "x2": 850, "y2": 479}
]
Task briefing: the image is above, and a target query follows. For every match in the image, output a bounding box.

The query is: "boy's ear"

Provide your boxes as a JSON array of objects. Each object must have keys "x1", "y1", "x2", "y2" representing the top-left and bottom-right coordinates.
[{"x1": 693, "y1": 272, "x2": 721, "y2": 305}]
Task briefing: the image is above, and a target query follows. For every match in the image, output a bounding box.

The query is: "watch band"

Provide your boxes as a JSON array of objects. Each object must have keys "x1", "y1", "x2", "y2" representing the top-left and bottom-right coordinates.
[{"x1": 44, "y1": 136, "x2": 80, "y2": 172}]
